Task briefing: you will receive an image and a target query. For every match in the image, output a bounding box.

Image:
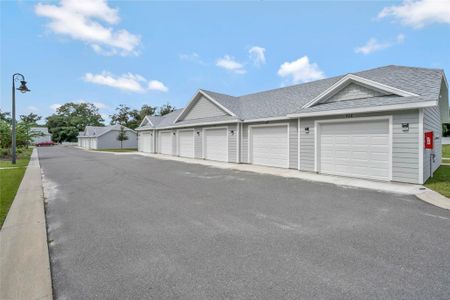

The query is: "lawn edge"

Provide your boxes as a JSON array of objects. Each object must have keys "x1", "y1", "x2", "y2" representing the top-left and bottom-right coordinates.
[{"x1": 0, "y1": 149, "x2": 53, "y2": 300}]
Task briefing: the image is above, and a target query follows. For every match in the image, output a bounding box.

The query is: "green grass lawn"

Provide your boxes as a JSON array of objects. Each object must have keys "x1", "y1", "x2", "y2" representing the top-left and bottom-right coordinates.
[
  {"x1": 425, "y1": 165, "x2": 450, "y2": 197},
  {"x1": 0, "y1": 148, "x2": 33, "y2": 228},
  {"x1": 443, "y1": 144, "x2": 450, "y2": 158},
  {"x1": 94, "y1": 148, "x2": 138, "y2": 152}
]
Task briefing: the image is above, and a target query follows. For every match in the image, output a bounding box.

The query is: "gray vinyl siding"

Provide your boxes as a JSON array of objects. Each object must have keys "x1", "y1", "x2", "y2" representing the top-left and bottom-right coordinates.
[
  {"x1": 172, "y1": 130, "x2": 177, "y2": 155},
  {"x1": 325, "y1": 83, "x2": 386, "y2": 103},
  {"x1": 227, "y1": 124, "x2": 237, "y2": 163},
  {"x1": 289, "y1": 119, "x2": 298, "y2": 169},
  {"x1": 299, "y1": 110, "x2": 420, "y2": 183},
  {"x1": 96, "y1": 130, "x2": 138, "y2": 149},
  {"x1": 183, "y1": 96, "x2": 228, "y2": 120},
  {"x1": 423, "y1": 105, "x2": 442, "y2": 182},
  {"x1": 194, "y1": 127, "x2": 202, "y2": 158},
  {"x1": 241, "y1": 124, "x2": 249, "y2": 163}
]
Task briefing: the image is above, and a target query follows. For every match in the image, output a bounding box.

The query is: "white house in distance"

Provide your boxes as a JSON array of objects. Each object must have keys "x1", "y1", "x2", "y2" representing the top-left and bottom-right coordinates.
[
  {"x1": 78, "y1": 125, "x2": 138, "y2": 150},
  {"x1": 136, "y1": 65, "x2": 448, "y2": 185},
  {"x1": 30, "y1": 127, "x2": 52, "y2": 144}
]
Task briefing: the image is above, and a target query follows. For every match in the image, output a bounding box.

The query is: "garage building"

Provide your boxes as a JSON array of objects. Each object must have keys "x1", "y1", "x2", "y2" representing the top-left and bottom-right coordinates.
[
  {"x1": 78, "y1": 125, "x2": 138, "y2": 150},
  {"x1": 136, "y1": 65, "x2": 448, "y2": 184}
]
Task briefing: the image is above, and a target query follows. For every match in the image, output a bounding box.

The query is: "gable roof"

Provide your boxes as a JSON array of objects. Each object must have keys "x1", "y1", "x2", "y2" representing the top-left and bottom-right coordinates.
[
  {"x1": 78, "y1": 124, "x2": 135, "y2": 138},
  {"x1": 135, "y1": 65, "x2": 445, "y2": 129},
  {"x1": 174, "y1": 90, "x2": 237, "y2": 123}
]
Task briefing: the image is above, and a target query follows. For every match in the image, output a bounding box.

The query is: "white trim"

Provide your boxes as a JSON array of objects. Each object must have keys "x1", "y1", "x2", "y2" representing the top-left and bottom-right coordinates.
[
  {"x1": 314, "y1": 115, "x2": 393, "y2": 181},
  {"x1": 288, "y1": 101, "x2": 437, "y2": 118},
  {"x1": 248, "y1": 122, "x2": 290, "y2": 169},
  {"x1": 173, "y1": 90, "x2": 236, "y2": 123},
  {"x1": 176, "y1": 128, "x2": 195, "y2": 157},
  {"x1": 201, "y1": 126, "x2": 229, "y2": 162},
  {"x1": 418, "y1": 108, "x2": 424, "y2": 184},
  {"x1": 302, "y1": 74, "x2": 419, "y2": 109},
  {"x1": 156, "y1": 119, "x2": 238, "y2": 130},
  {"x1": 297, "y1": 118, "x2": 301, "y2": 170},
  {"x1": 138, "y1": 116, "x2": 153, "y2": 128},
  {"x1": 243, "y1": 116, "x2": 290, "y2": 123}
]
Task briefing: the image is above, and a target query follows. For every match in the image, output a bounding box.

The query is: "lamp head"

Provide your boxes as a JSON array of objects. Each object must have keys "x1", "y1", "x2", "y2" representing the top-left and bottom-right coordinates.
[{"x1": 17, "y1": 81, "x2": 30, "y2": 93}]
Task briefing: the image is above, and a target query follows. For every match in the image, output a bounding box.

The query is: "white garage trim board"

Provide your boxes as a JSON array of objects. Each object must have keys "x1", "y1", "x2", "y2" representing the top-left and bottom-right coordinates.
[
  {"x1": 248, "y1": 123, "x2": 290, "y2": 169},
  {"x1": 202, "y1": 127, "x2": 229, "y2": 162},
  {"x1": 314, "y1": 116, "x2": 393, "y2": 181}
]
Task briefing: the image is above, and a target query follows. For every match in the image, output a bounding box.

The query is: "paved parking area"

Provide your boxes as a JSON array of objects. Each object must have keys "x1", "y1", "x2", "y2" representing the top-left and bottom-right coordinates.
[{"x1": 39, "y1": 146, "x2": 450, "y2": 299}]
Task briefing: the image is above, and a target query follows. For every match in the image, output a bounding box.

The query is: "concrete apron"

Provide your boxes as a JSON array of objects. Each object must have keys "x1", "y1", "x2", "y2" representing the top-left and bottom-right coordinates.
[
  {"x1": 89, "y1": 149, "x2": 449, "y2": 210},
  {"x1": 0, "y1": 149, "x2": 52, "y2": 300}
]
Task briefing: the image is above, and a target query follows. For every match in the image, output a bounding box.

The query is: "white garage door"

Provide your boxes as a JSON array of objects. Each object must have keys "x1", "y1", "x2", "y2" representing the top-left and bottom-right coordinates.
[
  {"x1": 204, "y1": 128, "x2": 228, "y2": 162},
  {"x1": 91, "y1": 139, "x2": 97, "y2": 149},
  {"x1": 319, "y1": 119, "x2": 390, "y2": 181},
  {"x1": 159, "y1": 132, "x2": 173, "y2": 155},
  {"x1": 140, "y1": 132, "x2": 152, "y2": 153},
  {"x1": 250, "y1": 125, "x2": 289, "y2": 168},
  {"x1": 178, "y1": 130, "x2": 194, "y2": 158}
]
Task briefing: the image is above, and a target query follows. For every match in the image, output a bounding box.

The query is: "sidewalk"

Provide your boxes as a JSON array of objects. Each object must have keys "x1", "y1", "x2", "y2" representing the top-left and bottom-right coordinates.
[{"x1": 0, "y1": 149, "x2": 52, "y2": 300}]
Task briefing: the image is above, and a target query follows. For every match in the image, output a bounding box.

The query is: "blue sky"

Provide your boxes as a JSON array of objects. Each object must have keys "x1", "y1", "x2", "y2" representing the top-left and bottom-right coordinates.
[{"x1": 1, "y1": 0, "x2": 449, "y2": 123}]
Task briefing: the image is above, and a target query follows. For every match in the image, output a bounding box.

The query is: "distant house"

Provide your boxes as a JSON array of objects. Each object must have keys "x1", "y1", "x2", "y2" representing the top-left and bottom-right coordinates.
[
  {"x1": 77, "y1": 125, "x2": 138, "y2": 150},
  {"x1": 31, "y1": 127, "x2": 52, "y2": 144}
]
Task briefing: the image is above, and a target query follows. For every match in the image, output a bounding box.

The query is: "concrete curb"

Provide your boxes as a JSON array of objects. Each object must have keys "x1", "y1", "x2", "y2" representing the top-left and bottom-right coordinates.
[
  {"x1": 0, "y1": 149, "x2": 53, "y2": 300},
  {"x1": 415, "y1": 190, "x2": 450, "y2": 210}
]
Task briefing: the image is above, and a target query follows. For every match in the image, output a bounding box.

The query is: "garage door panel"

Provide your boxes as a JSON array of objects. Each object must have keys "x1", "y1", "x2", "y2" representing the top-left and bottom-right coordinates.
[
  {"x1": 319, "y1": 119, "x2": 390, "y2": 181},
  {"x1": 160, "y1": 132, "x2": 172, "y2": 155},
  {"x1": 179, "y1": 130, "x2": 194, "y2": 158},
  {"x1": 204, "y1": 128, "x2": 228, "y2": 162},
  {"x1": 251, "y1": 125, "x2": 288, "y2": 168}
]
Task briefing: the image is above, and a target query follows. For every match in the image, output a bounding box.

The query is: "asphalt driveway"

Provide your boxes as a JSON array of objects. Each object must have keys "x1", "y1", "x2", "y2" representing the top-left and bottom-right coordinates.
[{"x1": 39, "y1": 146, "x2": 450, "y2": 299}]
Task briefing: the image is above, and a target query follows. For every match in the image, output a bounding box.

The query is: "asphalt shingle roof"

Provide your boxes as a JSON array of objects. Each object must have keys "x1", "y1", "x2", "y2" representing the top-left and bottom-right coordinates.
[
  {"x1": 79, "y1": 124, "x2": 134, "y2": 137},
  {"x1": 137, "y1": 65, "x2": 444, "y2": 129}
]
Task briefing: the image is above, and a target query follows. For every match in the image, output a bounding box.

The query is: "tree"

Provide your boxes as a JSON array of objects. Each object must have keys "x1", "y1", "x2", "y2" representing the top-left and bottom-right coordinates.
[
  {"x1": 158, "y1": 103, "x2": 176, "y2": 116},
  {"x1": 116, "y1": 126, "x2": 128, "y2": 149},
  {"x1": 46, "y1": 102, "x2": 104, "y2": 142},
  {"x1": 110, "y1": 104, "x2": 158, "y2": 129},
  {"x1": 0, "y1": 110, "x2": 11, "y2": 123},
  {"x1": 20, "y1": 113, "x2": 42, "y2": 125},
  {"x1": 140, "y1": 104, "x2": 157, "y2": 118}
]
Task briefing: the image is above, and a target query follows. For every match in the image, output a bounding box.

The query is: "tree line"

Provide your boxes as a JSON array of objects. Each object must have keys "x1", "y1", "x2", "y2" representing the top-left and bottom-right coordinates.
[{"x1": 0, "y1": 102, "x2": 176, "y2": 144}]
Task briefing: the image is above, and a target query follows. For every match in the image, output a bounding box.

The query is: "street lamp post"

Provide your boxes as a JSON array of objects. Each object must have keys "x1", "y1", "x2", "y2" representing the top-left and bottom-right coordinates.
[{"x1": 11, "y1": 73, "x2": 30, "y2": 164}]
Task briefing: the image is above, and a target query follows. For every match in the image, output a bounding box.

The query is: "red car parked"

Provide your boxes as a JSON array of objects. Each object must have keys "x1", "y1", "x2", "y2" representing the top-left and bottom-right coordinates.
[{"x1": 35, "y1": 141, "x2": 56, "y2": 147}]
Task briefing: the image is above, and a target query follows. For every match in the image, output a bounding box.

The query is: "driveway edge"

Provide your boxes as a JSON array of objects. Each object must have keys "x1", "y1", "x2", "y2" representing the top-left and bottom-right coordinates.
[
  {"x1": 415, "y1": 190, "x2": 450, "y2": 210},
  {"x1": 0, "y1": 149, "x2": 53, "y2": 300}
]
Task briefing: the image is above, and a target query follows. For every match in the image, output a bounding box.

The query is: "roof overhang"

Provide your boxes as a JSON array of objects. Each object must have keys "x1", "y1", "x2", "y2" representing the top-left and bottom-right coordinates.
[
  {"x1": 156, "y1": 119, "x2": 240, "y2": 130},
  {"x1": 302, "y1": 74, "x2": 420, "y2": 109},
  {"x1": 173, "y1": 90, "x2": 236, "y2": 123},
  {"x1": 288, "y1": 100, "x2": 438, "y2": 118}
]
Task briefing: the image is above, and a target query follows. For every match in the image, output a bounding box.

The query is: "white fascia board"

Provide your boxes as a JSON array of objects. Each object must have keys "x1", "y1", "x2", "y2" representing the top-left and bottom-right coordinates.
[
  {"x1": 138, "y1": 116, "x2": 153, "y2": 128},
  {"x1": 302, "y1": 74, "x2": 419, "y2": 109},
  {"x1": 173, "y1": 90, "x2": 236, "y2": 124},
  {"x1": 156, "y1": 119, "x2": 240, "y2": 130},
  {"x1": 242, "y1": 116, "x2": 290, "y2": 123},
  {"x1": 288, "y1": 101, "x2": 438, "y2": 118}
]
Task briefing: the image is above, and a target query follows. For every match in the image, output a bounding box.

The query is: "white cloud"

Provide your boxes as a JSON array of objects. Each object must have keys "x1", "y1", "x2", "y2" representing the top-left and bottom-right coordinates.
[
  {"x1": 277, "y1": 56, "x2": 325, "y2": 84},
  {"x1": 179, "y1": 52, "x2": 205, "y2": 65},
  {"x1": 27, "y1": 106, "x2": 39, "y2": 112},
  {"x1": 50, "y1": 103, "x2": 62, "y2": 111},
  {"x1": 148, "y1": 80, "x2": 169, "y2": 92},
  {"x1": 378, "y1": 0, "x2": 450, "y2": 28},
  {"x1": 35, "y1": 0, "x2": 140, "y2": 56},
  {"x1": 248, "y1": 46, "x2": 266, "y2": 66},
  {"x1": 83, "y1": 71, "x2": 168, "y2": 93},
  {"x1": 355, "y1": 34, "x2": 405, "y2": 55},
  {"x1": 216, "y1": 55, "x2": 246, "y2": 74},
  {"x1": 93, "y1": 101, "x2": 108, "y2": 109}
]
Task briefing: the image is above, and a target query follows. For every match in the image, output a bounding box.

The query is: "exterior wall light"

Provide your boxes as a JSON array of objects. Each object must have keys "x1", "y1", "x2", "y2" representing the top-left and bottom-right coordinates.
[
  {"x1": 230, "y1": 130, "x2": 235, "y2": 135},
  {"x1": 402, "y1": 123, "x2": 409, "y2": 132},
  {"x1": 196, "y1": 131, "x2": 200, "y2": 136},
  {"x1": 173, "y1": 132, "x2": 176, "y2": 135},
  {"x1": 305, "y1": 127, "x2": 310, "y2": 134}
]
